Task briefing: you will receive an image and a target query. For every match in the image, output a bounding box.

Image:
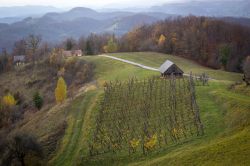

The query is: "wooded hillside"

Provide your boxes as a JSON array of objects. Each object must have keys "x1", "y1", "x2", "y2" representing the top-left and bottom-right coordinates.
[{"x1": 120, "y1": 16, "x2": 250, "y2": 72}]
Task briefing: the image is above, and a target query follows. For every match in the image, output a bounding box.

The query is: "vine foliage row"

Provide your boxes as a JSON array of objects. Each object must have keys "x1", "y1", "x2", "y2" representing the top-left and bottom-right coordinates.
[{"x1": 89, "y1": 75, "x2": 204, "y2": 156}]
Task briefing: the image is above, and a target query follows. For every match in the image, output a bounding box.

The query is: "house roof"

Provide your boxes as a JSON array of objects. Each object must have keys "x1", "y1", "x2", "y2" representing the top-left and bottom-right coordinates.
[
  {"x1": 63, "y1": 51, "x2": 72, "y2": 56},
  {"x1": 159, "y1": 60, "x2": 174, "y2": 73},
  {"x1": 63, "y1": 50, "x2": 82, "y2": 56},
  {"x1": 14, "y1": 55, "x2": 25, "y2": 62}
]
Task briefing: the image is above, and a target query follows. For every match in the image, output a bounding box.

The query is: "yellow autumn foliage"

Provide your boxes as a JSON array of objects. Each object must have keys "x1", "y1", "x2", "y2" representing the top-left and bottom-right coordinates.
[
  {"x1": 130, "y1": 138, "x2": 140, "y2": 149},
  {"x1": 2, "y1": 94, "x2": 16, "y2": 106},
  {"x1": 158, "y1": 34, "x2": 166, "y2": 45},
  {"x1": 144, "y1": 134, "x2": 157, "y2": 150},
  {"x1": 55, "y1": 77, "x2": 67, "y2": 103}
]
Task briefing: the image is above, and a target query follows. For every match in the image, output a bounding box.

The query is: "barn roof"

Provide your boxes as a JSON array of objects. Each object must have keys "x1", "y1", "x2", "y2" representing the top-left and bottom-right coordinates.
[{"x1": 159, "y1": 60, "x2": 174, "y2": 73}]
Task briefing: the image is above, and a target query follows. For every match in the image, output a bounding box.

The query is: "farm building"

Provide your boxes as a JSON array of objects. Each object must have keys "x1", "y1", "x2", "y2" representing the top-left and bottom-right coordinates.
[
  {"x1": 13, "y1": 55, "x2": 26, "y2": 66},
  {"x1": 159, "y1": 60, "x2": 184, "y2": 77},
  {"x1": 63, "y1": 50, "x2": 83, "y2": 57}
]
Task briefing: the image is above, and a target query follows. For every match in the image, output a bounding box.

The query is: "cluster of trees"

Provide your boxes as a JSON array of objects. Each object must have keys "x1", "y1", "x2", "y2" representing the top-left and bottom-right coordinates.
[
  {"x1": 119, "y1": 16, "x2": 250, "y2": 72},
  {"x1": 89, "y1": 76, "x2": 203, "y2": 156},
  {"x1": 60, "y1": 34, "x2": 118, "y2": 55}
]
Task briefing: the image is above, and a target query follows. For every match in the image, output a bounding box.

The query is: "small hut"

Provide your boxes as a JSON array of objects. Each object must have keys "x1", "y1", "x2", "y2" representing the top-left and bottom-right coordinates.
[
  {"x1": 159, "y1": 60, "x2": 183, "y2": 77},
  {"x1": 63, "y1": 50, "x2": 83, "y2": 57},
  {"x1": 13, "y1": 55, "x2": 26, "y2": 66}
]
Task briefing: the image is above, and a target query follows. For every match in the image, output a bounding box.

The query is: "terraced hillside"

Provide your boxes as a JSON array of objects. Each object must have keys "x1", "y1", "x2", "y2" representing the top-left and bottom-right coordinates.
[{"x1": 49, "y1": 52, "x2": 249, "y2": 165}]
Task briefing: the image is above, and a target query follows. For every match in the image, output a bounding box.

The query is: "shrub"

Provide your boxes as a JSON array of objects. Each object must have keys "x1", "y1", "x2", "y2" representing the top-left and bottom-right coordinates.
[{"x1": 33, "y1": 92, "x2": 43, "y2": 110}]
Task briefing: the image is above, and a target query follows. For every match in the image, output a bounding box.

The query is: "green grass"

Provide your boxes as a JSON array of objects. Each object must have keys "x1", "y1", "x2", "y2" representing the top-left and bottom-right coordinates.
[
  {"x1": 50, "y1": 89, "x2": 102, "y2": 166},
  {"x1": 109, "y1": 52, "x2": 242, "y2": 81},
  {"x1": 50, "y1": 52, "x2": 249, "y2": 166},
  {"x1": 129, "y1": 82, "x2": 250, "y2": 166}
]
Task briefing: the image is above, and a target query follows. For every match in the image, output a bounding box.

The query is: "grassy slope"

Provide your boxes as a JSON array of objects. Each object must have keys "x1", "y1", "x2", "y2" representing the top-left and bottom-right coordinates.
[
  {"x1": 109, "y1": 52, "x2": 242, "y2": 81},
  {"x1": 51, "y1": 52, "x2": 249, "y2": 165},
  {"x1": 50, "y1": 56, "x2": 159, "y2": 165}
]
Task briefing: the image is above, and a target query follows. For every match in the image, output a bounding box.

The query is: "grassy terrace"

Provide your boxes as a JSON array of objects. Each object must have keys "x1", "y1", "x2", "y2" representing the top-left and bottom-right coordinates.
[{"x1": 49, "y1": 52, "x2": 249, "y2": 165}]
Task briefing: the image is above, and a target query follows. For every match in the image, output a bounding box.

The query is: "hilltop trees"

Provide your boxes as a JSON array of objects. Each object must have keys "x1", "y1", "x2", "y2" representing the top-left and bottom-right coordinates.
[
  {"x1": 120, "y1": 16, "x2": 250, "y2": 72},
  {"x1": 55, "y1": 77, "x2": 67, "y2": 103},
  {"x1": 103, "y1": 37, "x2": 118, "y2": 53}
]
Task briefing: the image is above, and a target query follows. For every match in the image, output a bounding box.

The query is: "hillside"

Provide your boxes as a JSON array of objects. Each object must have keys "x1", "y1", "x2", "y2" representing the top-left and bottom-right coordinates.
[
  {"x1": 0, "y1": 52, "x2": 249, "y2": 165},
  {"x1": 40, "y1": 52, "x2": 249, "y2": 165}
]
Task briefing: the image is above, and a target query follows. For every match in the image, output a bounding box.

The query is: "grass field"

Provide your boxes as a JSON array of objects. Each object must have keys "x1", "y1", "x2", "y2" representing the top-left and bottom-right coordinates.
[
  {"x1": 109, "y1": 52, "x2": 242, "y2": 81},
  {"x1": 49, "y1": 52, "x2": 249, "y2": 165}
]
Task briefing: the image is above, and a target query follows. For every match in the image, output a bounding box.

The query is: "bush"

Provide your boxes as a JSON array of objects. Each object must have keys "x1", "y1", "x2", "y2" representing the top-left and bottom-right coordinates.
[{"x1": 33, "y1": 92, "x2": 43, "y2": 110}]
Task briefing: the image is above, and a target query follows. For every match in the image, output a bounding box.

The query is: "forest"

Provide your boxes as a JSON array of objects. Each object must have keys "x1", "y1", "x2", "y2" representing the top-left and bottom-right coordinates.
[{"x1": 120, "y1": 16, "x2": 250, "y2": 72}]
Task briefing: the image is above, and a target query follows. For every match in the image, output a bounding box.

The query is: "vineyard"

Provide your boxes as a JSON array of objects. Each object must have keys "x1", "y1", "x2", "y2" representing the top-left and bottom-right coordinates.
[{"x1": 88, "y1": 76, "x2": 205, "y2": 156}]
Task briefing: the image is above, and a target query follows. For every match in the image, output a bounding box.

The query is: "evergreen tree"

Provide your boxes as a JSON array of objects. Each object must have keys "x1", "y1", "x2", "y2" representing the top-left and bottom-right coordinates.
[
  {"x1": 85, "y1": 40, "x2": 94, "y2": 55},
  {"x1": 33, "y1": 92, "x2": 43, "y2": 110}
]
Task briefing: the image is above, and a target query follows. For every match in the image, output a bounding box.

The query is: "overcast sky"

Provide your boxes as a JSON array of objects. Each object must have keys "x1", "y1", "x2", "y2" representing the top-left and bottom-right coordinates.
[{"x1": 0, "y1": 0, "x2": 196, "y2": 8}]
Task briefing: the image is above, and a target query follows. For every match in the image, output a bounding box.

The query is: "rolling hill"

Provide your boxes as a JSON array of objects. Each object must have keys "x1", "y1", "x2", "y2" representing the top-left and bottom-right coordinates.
[
  {"x1": 5, "y1": 52, "x2": 247, "y2": 165},
  {"x1": 150, "y1": 0, "x2": 250, "y2": 18},
  {"x1": 0, "y1": 7, "x2": 174, "y2": 50}
]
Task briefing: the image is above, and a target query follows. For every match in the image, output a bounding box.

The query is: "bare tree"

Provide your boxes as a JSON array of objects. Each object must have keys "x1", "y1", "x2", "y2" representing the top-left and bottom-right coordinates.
[
  {"x1": 1, "y1": 132, "x2": 43, "y2": 166},
  {"x1": 243, "y1": 56, "x2": 250, "y2": 86},
  {"x1": 26, "y1": 34, "x2": 42, "y2": 63}
]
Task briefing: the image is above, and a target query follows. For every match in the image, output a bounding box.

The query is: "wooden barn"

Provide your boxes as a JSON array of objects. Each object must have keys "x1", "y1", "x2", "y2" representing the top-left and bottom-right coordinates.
[{"x1": 159, "y1": 60, "x2": 184, "y2": 77}]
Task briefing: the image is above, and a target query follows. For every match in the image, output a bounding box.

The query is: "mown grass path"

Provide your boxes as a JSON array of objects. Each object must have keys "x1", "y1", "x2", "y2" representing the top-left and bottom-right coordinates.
[{"x1": 50, "y1": 90, "x2": 101, "y2": 166}]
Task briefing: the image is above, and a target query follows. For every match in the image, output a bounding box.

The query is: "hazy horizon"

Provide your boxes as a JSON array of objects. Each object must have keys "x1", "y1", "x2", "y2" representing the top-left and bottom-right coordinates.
[{"x1": 0, "y1": 0, "x2": 233, "y2": 9}]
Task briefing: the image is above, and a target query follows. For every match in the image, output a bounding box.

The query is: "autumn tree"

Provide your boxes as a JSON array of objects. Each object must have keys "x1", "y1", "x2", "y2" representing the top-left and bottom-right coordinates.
[
  {"x1": 243, "y1": 56, "x2": 250, "y2": 85},
  {"x1": 55, "y1": 77, "x2": 67, "y2": 103},
  {"x1": 2, "y1": 93, "x2": 16, "y2": 107},
  {"x1": 103, "y1": 37, "x2": 118, "y2": 53},
  {"x1": 49, "y1": 48, "x2": 65, "y2": 69},
  {"x1": 158, "y1": 34, "x2": 166, "y2": 46},
  {"x1": 13, "y1": 39, "x2": 27, "y2": 55}
]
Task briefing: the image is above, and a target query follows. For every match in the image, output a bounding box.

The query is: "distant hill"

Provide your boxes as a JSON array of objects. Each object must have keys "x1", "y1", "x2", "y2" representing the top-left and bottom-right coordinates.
[
  {"x1": 150, "y1": 0, "x2": 250, "y2": 18},
  {"x1": 0, "y1": 5, "x2": 63, "y2": 18},
  {"x1": 0, "y1": 7, "x2": 173, "y2": 50}
]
